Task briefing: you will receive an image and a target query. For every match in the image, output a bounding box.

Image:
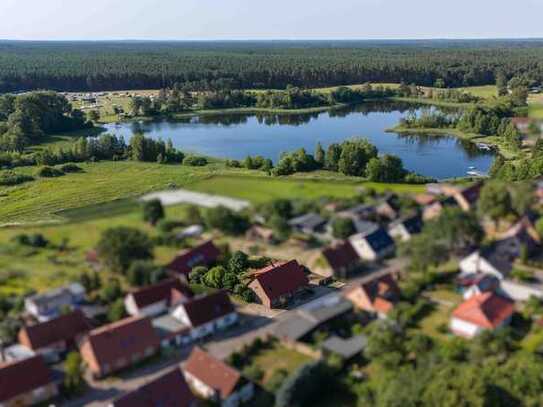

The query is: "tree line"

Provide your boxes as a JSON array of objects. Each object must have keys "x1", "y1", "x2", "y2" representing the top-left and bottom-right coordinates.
[{"x1": 2, "y1": 40, "x2": 543, "y2": 92}]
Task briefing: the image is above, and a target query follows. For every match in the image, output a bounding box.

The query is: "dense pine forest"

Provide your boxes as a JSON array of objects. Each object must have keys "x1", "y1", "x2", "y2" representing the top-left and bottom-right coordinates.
[{"x1": 2, "y1": 40, "x2": 543, "y2": 92}]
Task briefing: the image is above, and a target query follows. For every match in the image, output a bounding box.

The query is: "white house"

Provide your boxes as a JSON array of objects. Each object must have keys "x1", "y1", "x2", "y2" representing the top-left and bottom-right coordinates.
[
  {"x1": 450, "y1": 292, "x2": 514, "y2": 338},
  {"x1": 183, "y1": 347, "x2": 254, "y2": 407},
  {"x1": 170, "y1": 290, "x2": 237, "y2": 341},
  {"x1": 25, "y1": 283, "x2": 86, "y2": 322},
  {"x1": 459, "y1": 249, "x2": 513, "y2": 280},
  {"x1": 124, "y1": 278, "x2": 193, "y2": 318},
  {"x1": 349, "y1": 227, "x2": 395, "y2": 261}
]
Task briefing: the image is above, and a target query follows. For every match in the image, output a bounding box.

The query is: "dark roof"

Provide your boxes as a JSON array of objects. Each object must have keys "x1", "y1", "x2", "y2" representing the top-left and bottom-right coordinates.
[
  {"x1": 322, "y1": 241, "x2": 360, "y2": 271},
  {"x1": 0, "y1": 356, "x2": 54, "y2": 402},
  {"x1": 352, "y1": 273, "x2": 400, "y2": 314},
  {"x1": 183, "y1": 347, "x2": 243, "y2": 399},
  {"x1": 275, "y1": 294, "x2": 353, "y2": 341},
  {"x1": 82, "y1": 317, "x2": 159, "y2": 366},
  {"x1": 456, "y1": 182, "x2": 482, "y2": 205},
  {"x1": 19, "y1": 310, "x2": 91, "y2": 350},
  {"x1": 167, "y1": 241, "x2": 220, "y2": 275},
  {"x1": 363, "y1": 227, "x2": 394, "y2": 252},
  {"x1": 129, "y1": 278, "x2": 193, "y2": 309},
  {"x1": 112, "y1": 368, "x2": 196, "y2": 407},
  {"x1": 322, "y1": 334, "x2": 367, "y2": 359},
  {"x1": 250, "y1": 260, "x2": 308, "y2": 302},
  {"x1": 479, "y1": 245, "x2": 515, "y2": 275},
  {"x1": 182, "y1": 291, "x2": 235, "y2": 327},
  {"x1": 390, "y1": 214, "x2": 423, "y2": 235},
  {"x1": 288, "y1": 213, "x2": 327, "y2": 231}
]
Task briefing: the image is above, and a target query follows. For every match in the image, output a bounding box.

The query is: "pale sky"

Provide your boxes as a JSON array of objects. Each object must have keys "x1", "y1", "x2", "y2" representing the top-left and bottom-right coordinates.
[{"x1": 1, "y1": 0, "x2": 542, "y2": 41}]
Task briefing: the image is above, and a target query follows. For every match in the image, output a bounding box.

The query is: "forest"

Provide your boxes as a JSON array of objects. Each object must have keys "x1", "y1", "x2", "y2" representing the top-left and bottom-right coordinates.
[{"x1": 2, "y1": 40, "x2": 543, "y2": 92}]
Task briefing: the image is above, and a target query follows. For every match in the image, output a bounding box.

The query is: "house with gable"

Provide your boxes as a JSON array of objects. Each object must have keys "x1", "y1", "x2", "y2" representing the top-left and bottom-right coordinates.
[
  {"x1": 248, "y1": 260, "x2": 309, "y2": 308},
  {"x1": 349, "y1": 227, "x2": 395, "y2": 261},
  {"x1": 124, "y1": 277, "x2": 194, "y2": 318},
  {"x1": 167, "y1": 241, "x2": 221, "y2": 281},
  {"x1": 183, "y1": 347, "x2": 254, "y2": 407}
]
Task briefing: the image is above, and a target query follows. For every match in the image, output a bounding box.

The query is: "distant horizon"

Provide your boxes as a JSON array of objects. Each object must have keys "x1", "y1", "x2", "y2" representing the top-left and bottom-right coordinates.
[
  {"x1": 2, "y1": 0, "x2": 543, "y2": 41},
  {"x1": 2, "y1": 37, "x2": 543, "y2": 43}
]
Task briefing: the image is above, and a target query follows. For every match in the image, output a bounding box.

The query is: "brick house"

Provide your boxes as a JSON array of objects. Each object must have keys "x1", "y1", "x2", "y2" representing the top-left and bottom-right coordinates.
[
  {"x1": 79, "y1": 316, "x2": 160, "y2": 378},
  {"x1": 124, "y1": 278, "x2": 194, "y2": 318},
  {"x1": 18, "y1": 310, "x2": 91, "y2": 363},
  {"x1": 248, "y1": 260, "x2": 309, "y2": 308},
  {"x1": 167, "y1": 241, "x2": 221, "y2": 281},
  {"x1": 110, "y1": 367, "x2": 197, "y2": 407},
  {"x1": 183, "y1": 347, "x2": 254, "y2": 407},
  {"x1": 345, "y1": 271, "x2": 401, "y2": 318},
  {"x1": 0, "y1": 355, "x2": 58, "y2": 407}
]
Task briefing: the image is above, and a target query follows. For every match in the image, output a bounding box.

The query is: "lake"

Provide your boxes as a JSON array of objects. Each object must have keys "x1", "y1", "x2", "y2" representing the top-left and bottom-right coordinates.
[{"x1": 103, "y1": 101, "x2": 495, "y2": 180}]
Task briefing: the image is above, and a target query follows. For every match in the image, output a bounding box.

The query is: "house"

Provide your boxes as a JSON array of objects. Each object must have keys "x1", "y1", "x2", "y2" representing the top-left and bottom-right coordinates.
[
  {"x1": 450, "y1": 292, "x2": 514, "y2": 338},
  {"x1": 422, "y1": 196, "x2": 457, "y2": 221},
  {"x1": 110, "y1": 368, "x2": 197, "y2": 407},
  {"x1": 79, "y1": 316, "x2": 160, "y2": 378},
  {"x1": 495, "y1": 215, "x2": 541, "y2": 256},
  {"x1": 18, "y1": 310, "x2": 91, "y2": 363},
  {"x1": 288, "y1": 213, "x2": 327, "y2": 235},
  {"x1": 459, "y1": 247, "x2": 514, "y2": 281},
  {"x1": 167, "y1": 241, "x2": 221, "y2": 280},
  {"x1": 452, "y1": 182, "x2": 482, "y2": 212},
  {"x1": 376, "y1": 194, "x2": 401, "y2": 220},
  {"x1": 413, "y1": 193, "x2": 437, "y2": 206},
  {"x1": 24, "y1": 283, "x2": 86, "y2": 321},
  {"x1": 183, "y1": 347, "x2": 254, "y2": 407},
  {"x1": 124, "y1": 278, "x2": 194, "y2": 318},
  {"x1": 345, "y1": 271, "x2": 400, "y2": 318},
  {"x1": 171, "y1": 290, "x2": 237, "y2": 341},
  {"x1": 0, "y1": 356, "x2": 58, "y2": 407},
  {"x1": 458, "y1": 274, "x2": 500, "y2": 300},
  {"x1": 336, "y1": 204, "x2": 376, "y2": 222},
  {"x1": 245, "y1": 225, "x2": 275, "y2": 243},
  {"x1": 320, "y1": 241, "x2": 361, "y2": 279},
  {"x1": 349, "y1": 227, "x2": 395, "y2": 261},
  {"x1": 388, "y1": 214, "x2": 423, "y2": 241},
  {"x1": 248, "y1": 260, "x2": 309, "y2": 308}
]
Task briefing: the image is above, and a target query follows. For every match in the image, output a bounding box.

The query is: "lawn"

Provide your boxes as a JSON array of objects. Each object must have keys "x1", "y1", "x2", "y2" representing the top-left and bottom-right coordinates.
[
  {"x1": 414, "y1": 302, "x2": 454, "y2": 341},
  {"x1": 458, "y1": 85, "x2": 498, "y2": 99},
  {"x1": 248, "y1": 343, "x2": 313, "y2": 386},
  {"x1": 1, "y1": 162, "x2": 425, "y2": 225},
  {"x1": 0, "y1": 204, "x2": 190, "y2": 295}
]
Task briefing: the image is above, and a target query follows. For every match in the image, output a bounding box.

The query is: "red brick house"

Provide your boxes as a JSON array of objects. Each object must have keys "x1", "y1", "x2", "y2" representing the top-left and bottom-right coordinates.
[
  {"x1": 167, "y1": 241, "x2": 221, "y2": 280},
  {"x1": 124, "y1": 277, "x2": 193, "y2": 318},
  {"x1": 321, "y1": 241, "x2": 361, "y2": 278},
  {"x1": 248, "y1": 260, "x2": 309, "y2": 308},
  {"x1": 345, "y1": 272, "x2": 401, "y2": 318},
  {"x1": 18, "y1": 310, "x2": 91, "y2": 362},
  {"x1": 79, "y1": 316, "x2": 160, "y2": 378},
  {"x1": 0, "y1": 355, "x2": 58, "y2": 407},
  {"x1": 183, "y1": 347, "x2": 254, "y2": 407},
  {"x1": 110, "y1": 368, "x2": 197, "y2": 407}
]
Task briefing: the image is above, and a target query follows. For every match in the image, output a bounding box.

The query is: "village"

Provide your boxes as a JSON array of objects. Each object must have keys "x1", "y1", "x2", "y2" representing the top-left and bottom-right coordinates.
[{"x1": 2, "y1": 177, "x2": 543, "y2": 407}]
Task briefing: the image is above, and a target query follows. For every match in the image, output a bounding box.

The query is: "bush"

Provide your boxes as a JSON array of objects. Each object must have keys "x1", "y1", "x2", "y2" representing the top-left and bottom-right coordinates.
[
  {"x1": 35, "y1": 166, "x2": 64, "y2": 178},
  {"x1": 0, "y1": 171, "x2": 34, "y2": 186},
  {"x1": 60, "y1": 163, "x2": 83, "y2": 173},
  {"x1": 183, "y1": 155, "x2": 208, "y2": 166}
]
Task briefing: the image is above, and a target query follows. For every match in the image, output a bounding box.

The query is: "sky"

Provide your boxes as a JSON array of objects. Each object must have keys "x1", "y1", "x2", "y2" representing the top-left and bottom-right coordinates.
[{"x1": 1, "y1": 0, "x2": 543, "y2": 41}]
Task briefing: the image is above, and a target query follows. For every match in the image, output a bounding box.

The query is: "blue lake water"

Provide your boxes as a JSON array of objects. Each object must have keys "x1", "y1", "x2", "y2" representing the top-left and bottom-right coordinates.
[{"x1": 103, "y1": 102, "x2": 495, "y2": 180}]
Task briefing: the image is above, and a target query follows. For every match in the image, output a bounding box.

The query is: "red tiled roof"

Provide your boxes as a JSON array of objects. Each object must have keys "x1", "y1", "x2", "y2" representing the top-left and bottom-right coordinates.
[
  {"x1": 129, "y1": 278, "x2": 194, "y2": 309},
  {"x1": 452, "y1": 292, "x2": 515, "y2": 329},
  {"x1": 182, "y1": 290, "x2": 235, "y2": 327},
  {"x1": 0, "y1": 356, "x2": 54, "y2": 402},
  {"x1": 251, "y1": 260, "x2": 309, "y2": 303},
  {"x1": 112, "y1": 368, "x2": 196, "y2": 407},
  {"x1": 184, "y1": 347, "x2": 242, "y2": 399},
  {"x1": 19, "y1": 309, "x2": 91, "y2": 350},
  {"x1": 82, "y1": 316, "x2": 159, "y2": 366},
  {"x1": 167, "y1": 241, "x2": 220, "y2": 275},
  {"x1": 351, "y1": 274, "x2": 400, "y2": 314},
  {"x1": 322, "y1": 241, "x2": 360, "y2": 271}
]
